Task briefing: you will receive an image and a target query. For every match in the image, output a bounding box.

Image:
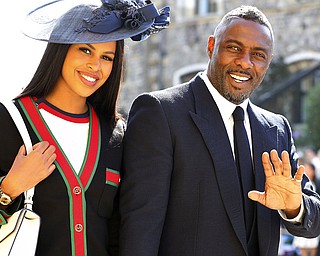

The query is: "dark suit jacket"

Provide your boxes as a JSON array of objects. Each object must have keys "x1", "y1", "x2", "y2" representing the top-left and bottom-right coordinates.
[{"x1": 120, "y1": 74, "x2": 320, "y2": 256}]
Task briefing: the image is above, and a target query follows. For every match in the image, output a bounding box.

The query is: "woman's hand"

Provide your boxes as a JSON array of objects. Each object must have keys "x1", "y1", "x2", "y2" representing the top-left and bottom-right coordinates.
[{"x1": 1, "y1": 141, "x2": 56, "y2": 199}]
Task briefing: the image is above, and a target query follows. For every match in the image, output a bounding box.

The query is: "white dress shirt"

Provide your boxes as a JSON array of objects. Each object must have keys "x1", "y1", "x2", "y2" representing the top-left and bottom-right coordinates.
[{"x1": 199, "y1": 71, "x2": 252, "y2": 158}]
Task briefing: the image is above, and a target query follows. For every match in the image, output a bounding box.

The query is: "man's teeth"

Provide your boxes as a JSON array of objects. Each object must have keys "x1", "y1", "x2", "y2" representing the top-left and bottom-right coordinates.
[
  {"x1": 82, "y1": 74, "x2": 96, "y2": 82},
  {"x1": 230, "y1": 74, "x2": 249, "y2": 82}
]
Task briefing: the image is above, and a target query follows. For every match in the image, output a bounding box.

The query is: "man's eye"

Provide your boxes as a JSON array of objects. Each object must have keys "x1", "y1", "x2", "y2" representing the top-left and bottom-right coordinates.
[
  {"x1": 253, "y1": 52, "x2": 266, "y2": 59},
  {"x1": 227, "y1": 45, "x2": 240, "y2": 52}
]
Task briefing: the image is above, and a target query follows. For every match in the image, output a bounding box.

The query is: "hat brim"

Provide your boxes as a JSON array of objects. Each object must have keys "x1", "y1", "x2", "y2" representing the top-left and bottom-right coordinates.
[{"x1": 22, "y1": 0, "x2": 154, "y2": 44}]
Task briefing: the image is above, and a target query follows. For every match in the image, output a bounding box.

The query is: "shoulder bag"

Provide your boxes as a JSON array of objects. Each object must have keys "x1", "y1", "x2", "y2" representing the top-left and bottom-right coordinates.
[{"x1": 0, "y1": 100, "x2": 40, "y2": 256}]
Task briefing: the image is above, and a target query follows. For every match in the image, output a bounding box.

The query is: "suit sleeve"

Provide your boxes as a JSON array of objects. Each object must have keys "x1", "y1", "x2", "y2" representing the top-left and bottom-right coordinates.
[
  {"x1": 119, "y1": 93, "x2": 173, "y2": 256},
  {"x1": 281, "y1": 115, "x2": 320, "y2": 237}
]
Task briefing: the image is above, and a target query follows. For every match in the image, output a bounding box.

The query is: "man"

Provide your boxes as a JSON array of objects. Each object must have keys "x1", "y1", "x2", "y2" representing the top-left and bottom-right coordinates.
[{"x1": 119, "y1": 5, "x2": 320, "y2": 256}]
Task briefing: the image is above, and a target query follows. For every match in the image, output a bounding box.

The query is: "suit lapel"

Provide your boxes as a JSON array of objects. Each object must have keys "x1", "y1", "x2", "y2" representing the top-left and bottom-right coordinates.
[
  {"x1": 248, "y1": 103, "x2": 278, "y2": 252},
  {"x1": 189, "y1": 76, "x2": 248, "y2": 250},
  {"x1": 248, "y1": 104, "x2": 278, "y2": 192}
]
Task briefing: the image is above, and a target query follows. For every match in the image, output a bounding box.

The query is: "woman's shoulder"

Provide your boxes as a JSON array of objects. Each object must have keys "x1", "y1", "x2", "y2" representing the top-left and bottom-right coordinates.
[{"x1": 0, "y1": 101, "x2": 19, "y2": 130}]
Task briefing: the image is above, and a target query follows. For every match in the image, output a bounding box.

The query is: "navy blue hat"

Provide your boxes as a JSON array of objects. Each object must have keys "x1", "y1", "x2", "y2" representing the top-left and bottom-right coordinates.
[{"x1": 22, "y1": 0, "x2": 170, "y2": 43}]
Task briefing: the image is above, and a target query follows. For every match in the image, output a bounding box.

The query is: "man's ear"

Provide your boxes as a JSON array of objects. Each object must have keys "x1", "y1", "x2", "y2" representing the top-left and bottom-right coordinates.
[{"x1": 207, "y1": 35, "x2": 215, "y2": 58}]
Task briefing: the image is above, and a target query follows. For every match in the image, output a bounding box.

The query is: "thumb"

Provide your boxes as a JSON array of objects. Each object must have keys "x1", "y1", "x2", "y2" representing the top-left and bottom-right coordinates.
[
  {"x1": 18, "y1": 144, "x2": 27, "y2": 156},
  {"x1": 248, "y1": 190, "x2": 265, "y2": 203}
]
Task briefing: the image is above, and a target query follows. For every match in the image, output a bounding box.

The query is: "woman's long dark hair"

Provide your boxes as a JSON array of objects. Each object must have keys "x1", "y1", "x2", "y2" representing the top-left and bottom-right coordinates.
[{"x1": 17, "y1": 40, "x2": 125, "y2": 124}]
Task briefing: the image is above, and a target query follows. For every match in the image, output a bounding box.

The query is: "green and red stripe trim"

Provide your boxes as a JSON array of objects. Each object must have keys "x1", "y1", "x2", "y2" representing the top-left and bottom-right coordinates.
[
  {"x1": 106, "y1": 168, "x2": 120, "y2": 187},
  {"x1": 18, "y1": 96, "x2": 101, "y2": 256}
]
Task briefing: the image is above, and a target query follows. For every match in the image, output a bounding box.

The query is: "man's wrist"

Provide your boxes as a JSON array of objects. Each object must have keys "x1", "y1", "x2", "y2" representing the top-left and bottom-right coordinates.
[
  {"x1": 278, "y1": 199, "x2": 305, "y2": 223},
  {"x1": 284, "y1": 207, "x2": 301, "y2": 219}
]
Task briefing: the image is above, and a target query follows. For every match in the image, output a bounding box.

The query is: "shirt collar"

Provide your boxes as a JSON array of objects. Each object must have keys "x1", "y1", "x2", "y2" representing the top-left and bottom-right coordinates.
[{"x1": 199, "y1": 71, "x2": 249, "y2": 121}]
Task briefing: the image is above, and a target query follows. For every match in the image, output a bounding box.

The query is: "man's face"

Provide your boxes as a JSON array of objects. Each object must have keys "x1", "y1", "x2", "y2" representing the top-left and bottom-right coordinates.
[{"x1": 207, "y1": 18, "x2": 273, "y2": 104}]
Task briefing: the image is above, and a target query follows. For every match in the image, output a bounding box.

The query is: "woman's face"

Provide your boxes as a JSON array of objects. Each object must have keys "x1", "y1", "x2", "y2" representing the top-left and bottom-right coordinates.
[{"x1": 56, "y1": 41, "x2": 116, "y2": 100}]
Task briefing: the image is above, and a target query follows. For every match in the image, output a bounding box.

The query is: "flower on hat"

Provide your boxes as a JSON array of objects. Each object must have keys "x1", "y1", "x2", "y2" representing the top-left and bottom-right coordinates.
[
  {"x1": 22, "y1": 0, "x2": 170, "y2": 43},
  {"x1": 78, "y1": 0, "x2": 170, "y2": 41}
]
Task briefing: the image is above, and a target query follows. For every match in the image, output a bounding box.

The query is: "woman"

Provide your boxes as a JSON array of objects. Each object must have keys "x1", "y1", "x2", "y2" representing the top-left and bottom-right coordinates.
[{"x1": 0, "y1": 0, "x2": 170, "y2": 255}]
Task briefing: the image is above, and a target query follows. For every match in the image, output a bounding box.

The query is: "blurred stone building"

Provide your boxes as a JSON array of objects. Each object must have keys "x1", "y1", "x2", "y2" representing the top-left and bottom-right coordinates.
[{"x1": 119, "y1": 0, "x2": 320, "y2": 126}]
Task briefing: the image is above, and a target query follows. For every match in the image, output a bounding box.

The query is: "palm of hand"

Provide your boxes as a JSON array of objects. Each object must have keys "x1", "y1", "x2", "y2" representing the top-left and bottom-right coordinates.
[
  {"x1": 248, "y1": 150, "x2": 304, "y2": 216},
  {"x1": 263, "y1": 174, "x2": 302, "y2": 211}
]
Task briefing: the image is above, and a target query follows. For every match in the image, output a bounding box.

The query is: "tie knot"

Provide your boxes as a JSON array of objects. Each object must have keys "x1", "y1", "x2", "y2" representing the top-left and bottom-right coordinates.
[{"x1": 233, "y1": 106, "x2": 244, "y2": 121}]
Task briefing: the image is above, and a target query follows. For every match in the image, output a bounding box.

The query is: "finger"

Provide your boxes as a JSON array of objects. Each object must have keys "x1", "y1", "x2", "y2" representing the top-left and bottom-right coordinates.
[
  {"x1": 47, "y1": 153, "x2": 57, "y2": 165},
  {"x1": 262, "y1": 152, "x2": 274, "y2": 177},
  {"x1": 293, "y1": 165, "x2": 305, "y2": 184},
  {"x1": 32, "y1": 141, "x2": 45, "y2": 150},
  {"x1": 33, "y1": 141, "x2": 50, "y2": 153},
  {"x1": 281, "y1": 151, "x2": 292, "y2": 177},
  {"x1": 248, "y1": 190, "x2": 265, "y2": 205},
  {"x1": 18, "y1": 144, "x2": 27, "y2": 156},
  {"x1": 48, "y1": 164, "x2": 56, "y2": 174},
  {"x1": 270, "y1": 150, "x2": 283, "y2": 176},
  {"x1": 42, "y1": 145, "x2": 56, "y2": 159}
]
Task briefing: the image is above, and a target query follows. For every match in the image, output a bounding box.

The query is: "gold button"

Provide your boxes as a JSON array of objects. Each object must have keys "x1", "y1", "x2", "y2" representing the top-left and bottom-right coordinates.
[
  {"x1": 75, "y1": 224, "x2": 83, "y2": 232},
  {"x1": 73, "y1": 186, "x2": 82, "y2": 195}
]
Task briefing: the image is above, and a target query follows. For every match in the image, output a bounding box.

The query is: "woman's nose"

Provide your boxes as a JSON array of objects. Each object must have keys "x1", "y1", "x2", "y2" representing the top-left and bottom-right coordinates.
[{"x1": 86, "y1": 58, "x2": 101, "y2": 71}]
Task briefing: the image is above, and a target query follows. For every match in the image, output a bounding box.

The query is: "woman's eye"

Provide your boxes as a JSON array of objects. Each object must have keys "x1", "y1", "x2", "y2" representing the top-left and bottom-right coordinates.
[
  {"x1": 80, "y1": 47, "x2": 91, "y2": 54},
  {"x1": 102, "y1": 55, "x2": 114, "y2": 61}
]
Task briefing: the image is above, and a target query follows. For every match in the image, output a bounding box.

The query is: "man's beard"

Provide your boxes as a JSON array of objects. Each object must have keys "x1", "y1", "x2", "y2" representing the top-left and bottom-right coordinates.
[{"x1": 223, "y1": 87, "x2": 252, "y2": 105}]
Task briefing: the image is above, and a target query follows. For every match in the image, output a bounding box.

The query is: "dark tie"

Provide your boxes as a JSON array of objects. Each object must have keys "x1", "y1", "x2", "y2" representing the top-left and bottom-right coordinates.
[{"x1": 233, "y1": 106, "x2": 255, "y2": 241}]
